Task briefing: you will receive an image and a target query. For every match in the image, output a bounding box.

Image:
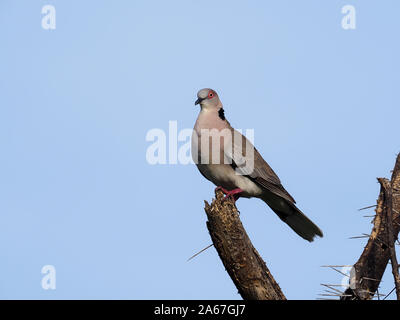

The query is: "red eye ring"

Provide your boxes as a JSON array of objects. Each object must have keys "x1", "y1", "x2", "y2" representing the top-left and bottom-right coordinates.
[{"x1": 208, "y1": 91, "x2": 214, "y2": 98}]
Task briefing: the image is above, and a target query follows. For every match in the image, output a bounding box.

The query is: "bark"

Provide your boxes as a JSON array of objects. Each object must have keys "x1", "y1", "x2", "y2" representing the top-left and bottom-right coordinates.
[
  {"x1": 204, "y1": 190, "x2": 286, "y2": 300},
  {"x1": 341, "y1": 154, "x2": 400, "y2": 300},
  {"x1": 381, "y1": 178, "x2": 400, "y2": 299}
]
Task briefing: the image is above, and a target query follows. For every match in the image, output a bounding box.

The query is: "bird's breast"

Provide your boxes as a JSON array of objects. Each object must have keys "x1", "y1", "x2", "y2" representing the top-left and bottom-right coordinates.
[{"x1": 196, "y1": 163, "x2": 263, "y2": 198}]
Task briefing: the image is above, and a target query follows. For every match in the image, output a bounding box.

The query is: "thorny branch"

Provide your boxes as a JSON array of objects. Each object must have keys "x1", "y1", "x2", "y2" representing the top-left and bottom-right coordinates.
[
  {"x1": 380, "y1": 178, "x2": 400, "y2": 300},
  {"x1": 341, "y1": 154, "x2": 400, "y2": 300}
]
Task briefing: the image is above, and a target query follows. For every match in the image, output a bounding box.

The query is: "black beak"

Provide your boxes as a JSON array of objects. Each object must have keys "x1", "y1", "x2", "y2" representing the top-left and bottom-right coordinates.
[{"x1": 195, "y1": 97, "x2": 204, "y2": 105}]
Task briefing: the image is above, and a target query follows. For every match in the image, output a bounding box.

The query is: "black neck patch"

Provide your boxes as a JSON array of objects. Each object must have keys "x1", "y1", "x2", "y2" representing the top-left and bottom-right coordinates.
[{"x1": 218, "y1": 108, "x2": 226, "y2": 120}]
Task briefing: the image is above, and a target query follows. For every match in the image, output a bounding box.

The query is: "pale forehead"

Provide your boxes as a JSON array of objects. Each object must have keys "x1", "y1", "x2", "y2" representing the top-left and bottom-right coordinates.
[{"x1": 197, "y1": 88, "x2": 216, "y2": 98}]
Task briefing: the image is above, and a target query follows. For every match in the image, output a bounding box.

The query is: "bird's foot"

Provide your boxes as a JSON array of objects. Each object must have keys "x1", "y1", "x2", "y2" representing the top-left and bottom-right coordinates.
[
  {"x1": 215, "y1": 186, "x2": 230, "y2": 195},
  {"x1": 215, "y1": 187, "x2": 243, "y2": 202}
]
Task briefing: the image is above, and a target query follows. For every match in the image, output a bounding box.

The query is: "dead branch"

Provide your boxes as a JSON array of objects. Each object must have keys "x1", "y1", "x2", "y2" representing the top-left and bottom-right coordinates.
[
  {"x1": 341, "y1": 154, "x2": 400, "y2": 300},
  {"x1": 204, "y1": 190, "x2": 286, "y2": 300},
  {"x1": 380, "y1": 178, "x2": 400, "y2": 299}
]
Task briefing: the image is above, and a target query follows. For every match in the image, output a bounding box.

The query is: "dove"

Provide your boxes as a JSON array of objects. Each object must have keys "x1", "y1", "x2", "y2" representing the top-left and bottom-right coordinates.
[{"x1": 191, "y1": 88, "x2": 323, "y2": 242}]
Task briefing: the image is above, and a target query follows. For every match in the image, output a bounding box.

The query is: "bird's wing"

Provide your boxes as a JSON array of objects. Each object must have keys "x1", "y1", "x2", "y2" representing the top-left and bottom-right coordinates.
[{"x1": 225, "y1": 128, "x2": 296, "y2": 203}]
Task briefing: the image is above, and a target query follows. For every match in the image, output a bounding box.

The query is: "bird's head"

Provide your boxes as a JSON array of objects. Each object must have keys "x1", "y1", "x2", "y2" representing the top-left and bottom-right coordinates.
[{"x1": 195, "y1": 88, "x2": 221, "y2": 110}]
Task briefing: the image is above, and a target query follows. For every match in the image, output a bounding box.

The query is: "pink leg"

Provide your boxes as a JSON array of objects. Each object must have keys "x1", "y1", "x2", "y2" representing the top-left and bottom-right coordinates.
[
  {"x1": 215, "y1": 186, "x2": 243, "y2": 202},
  {"x1": 215, "y1": 186, "x2": 230, "y2": 194}
]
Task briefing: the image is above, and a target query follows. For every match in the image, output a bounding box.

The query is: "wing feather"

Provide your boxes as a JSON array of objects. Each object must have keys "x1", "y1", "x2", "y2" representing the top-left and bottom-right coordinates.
[{"x1": 225, "y1": 129, "x2": 296, "y2": 203}]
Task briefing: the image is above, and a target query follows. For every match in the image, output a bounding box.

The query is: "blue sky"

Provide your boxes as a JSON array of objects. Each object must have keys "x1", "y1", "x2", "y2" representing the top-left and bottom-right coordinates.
[{"x1": 0, "y1": 1, "x2": 399, "y2": 299}]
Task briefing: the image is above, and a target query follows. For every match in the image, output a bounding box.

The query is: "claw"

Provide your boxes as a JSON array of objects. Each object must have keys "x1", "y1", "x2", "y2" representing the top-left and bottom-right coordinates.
[
  {"x1": 215, "y1": 186, "x2": 230, "y2": 194},
  {"x1": 215, "y1": 187, "x2": 243, "y2": 202}
]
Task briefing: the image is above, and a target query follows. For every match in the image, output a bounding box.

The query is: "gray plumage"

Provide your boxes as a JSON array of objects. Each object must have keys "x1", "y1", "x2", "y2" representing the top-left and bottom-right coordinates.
[{"x1": 192, "y1": 88, "x2": 323, "y2": 242}]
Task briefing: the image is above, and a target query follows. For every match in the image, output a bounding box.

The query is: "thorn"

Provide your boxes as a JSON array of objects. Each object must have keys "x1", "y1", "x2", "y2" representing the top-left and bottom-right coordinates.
[
  {"x1": 349, "y1": 235, "x2": 369, "y2": 239},
  {"x1": 321, "y1": 284, "x2": 344, "y2": 294},
  {"x1": 323, "y1": 289, "x2": 341, "y2": 295},
  {"x1": 331, "y1": 267, "x2": 349, "y2": 277},
  {"x1": 361, "y1": 277, "x2": 382, "y2": 282},
  {"x1": 318, "y1": 293, "x2": 352, "y2": 297},
  {"x1": 383, "y1": 287, "x2": 396, "y2": 300},
  {"x1": 321, "y1": 266, "x2": 350, "y2": 277},
  {"x1": 358, "y1": 205, "x2": 377, "y2": 211},
  {"x1": 320, "y1": 283, "x2": 348, "y2": 287},
  {"x1": 187, "y1": 244, "x2": 214, "y2": 262},
  {"x1": 321, "y1": 265, "x2": 353, "y2": 268}
]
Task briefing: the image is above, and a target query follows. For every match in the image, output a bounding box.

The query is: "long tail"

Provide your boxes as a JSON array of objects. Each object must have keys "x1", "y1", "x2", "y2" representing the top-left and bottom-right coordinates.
[{"x1": 261, "y1": 194, "x2": 323, "y2": 242}]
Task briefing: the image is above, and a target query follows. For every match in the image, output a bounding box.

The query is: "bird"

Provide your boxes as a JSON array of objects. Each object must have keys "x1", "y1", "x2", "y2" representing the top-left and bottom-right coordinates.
[{"x1": 191, "y1": 88, "x2": 323, "y2": 242}]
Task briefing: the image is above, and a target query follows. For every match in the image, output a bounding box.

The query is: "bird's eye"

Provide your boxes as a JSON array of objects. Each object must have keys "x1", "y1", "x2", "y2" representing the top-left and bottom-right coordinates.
[{"x1": 208, "y1": 92, "x2": 214, "y2": 98}]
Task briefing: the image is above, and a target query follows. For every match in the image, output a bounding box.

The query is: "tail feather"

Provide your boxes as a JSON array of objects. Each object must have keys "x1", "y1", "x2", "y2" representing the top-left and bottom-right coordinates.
[{"x1": 261, "y1": 194, "x2": 323, "y2": 242}]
